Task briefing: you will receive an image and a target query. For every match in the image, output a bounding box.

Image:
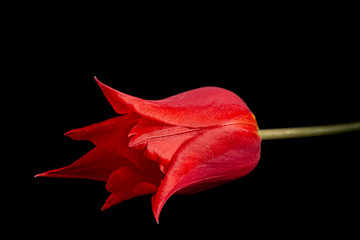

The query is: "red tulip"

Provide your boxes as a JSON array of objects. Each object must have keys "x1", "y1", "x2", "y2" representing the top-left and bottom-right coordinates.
[{"x1": 36, "y1": 77, "x2": 261, "y2": 223}]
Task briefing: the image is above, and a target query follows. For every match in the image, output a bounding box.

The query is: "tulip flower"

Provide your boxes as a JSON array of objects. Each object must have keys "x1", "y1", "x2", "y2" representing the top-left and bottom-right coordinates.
[{"x1": 36, "y1": 77, "x2": 360, "y2": 223}]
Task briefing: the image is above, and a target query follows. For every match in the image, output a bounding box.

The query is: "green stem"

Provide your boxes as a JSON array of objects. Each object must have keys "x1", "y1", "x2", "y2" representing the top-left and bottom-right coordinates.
[{"x1": 259, "y1": 121, "x2": 360, "y2": 140}]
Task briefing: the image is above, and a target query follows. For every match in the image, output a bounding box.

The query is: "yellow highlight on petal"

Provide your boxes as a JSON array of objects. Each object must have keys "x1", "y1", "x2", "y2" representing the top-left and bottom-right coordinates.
[{"x1": 252, "y1": 114, "x2": 260, "y2": 133}]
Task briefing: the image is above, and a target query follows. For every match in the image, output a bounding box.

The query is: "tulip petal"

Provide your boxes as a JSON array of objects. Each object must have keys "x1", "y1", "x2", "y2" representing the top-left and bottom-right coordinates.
[
  {"x1": 35, "y1": 147, "x2": 130, "y2": 181},
  {"x1": 95, "y1": 77, "x2": 252, "y2": 128},
  {"x1": 102, "y1": 165, "x2": 163, "y2": 210},
  {"x1": 129, "y1": 118, "x2": 201, "y2": 170},
  {"x1": 102, "y1": 182, "x2": 158, "y2": 211},
  {"x1": 64, "y1": 113, "x2": 153, "y2": 170},
  {"x1": 64, "y1": 113, "x2": 139, "y2": 142},
  {"x1": 105, "y1": 165, "x2": 163, "y2": 193},
  {"x1": 152, "y1": 125, "x2": 261, "y2": 222}
]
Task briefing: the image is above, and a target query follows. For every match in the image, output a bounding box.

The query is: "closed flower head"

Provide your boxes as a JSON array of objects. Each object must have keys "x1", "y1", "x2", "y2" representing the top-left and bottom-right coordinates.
[{"x1": 36, "y1": 77, "x2": 261, "y2": 223}]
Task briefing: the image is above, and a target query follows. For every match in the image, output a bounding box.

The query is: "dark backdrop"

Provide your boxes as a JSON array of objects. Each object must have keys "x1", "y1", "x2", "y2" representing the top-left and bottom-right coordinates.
[{"x1": 29, "y1": 8, "x2": 359, "y2": 238}]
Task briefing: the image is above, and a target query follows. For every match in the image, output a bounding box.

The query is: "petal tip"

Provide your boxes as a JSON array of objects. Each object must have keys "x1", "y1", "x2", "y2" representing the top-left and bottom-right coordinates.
[
  {"x1": 101, "y1": 194, "x2": 117, "y2": 212},
  {"x1": 34, "y1": 172, "x2": 48, "y2": 178},
  {"x1": 153, "y1": 210, "x2": 161, "y2": 224},
  {"x1": 152, "y1": 195, "x2": 164, "y2": 224},
  {"x1": 64, "y1": 131, "x2": 70, "y2": 137},
  {"x1": 94, "y1": 76, "x2": 101, "y2": 85},
  {"x1": 153, "y1": 208, "x2": 160, "y2": 224},
  {"x1": 64, "y1": 129, "x2": 84, "y2": 138},
  {"x1": 101, "y1": 199, "x2": 112, "y2": 212},
  {"x1": 101, "y1": 204, "x2": 108, "y2": 212},
  {"x1": 94, "y1": 76, "x2": 109, "y2": 91},
  {"x1": 94, "y1": 76, "x2": 107, "y2": 93},
  {"x1": 64, "y1": 129, "x2": 74, "y2": 137}
]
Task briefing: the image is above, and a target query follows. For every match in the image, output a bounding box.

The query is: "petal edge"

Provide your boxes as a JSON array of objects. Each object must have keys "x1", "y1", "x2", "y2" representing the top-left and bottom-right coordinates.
[
  {"x1": 95, "y1": 77, "x2": 253, "y2": 128},
  {"x1": 152, "y1": 125, "x2": 261, "y2": 222}
]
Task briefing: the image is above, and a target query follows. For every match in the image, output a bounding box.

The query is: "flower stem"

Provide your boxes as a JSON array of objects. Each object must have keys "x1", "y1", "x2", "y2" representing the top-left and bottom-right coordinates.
[{"x1": 259, "y1": 121, "x2": 360, "y2": 140}]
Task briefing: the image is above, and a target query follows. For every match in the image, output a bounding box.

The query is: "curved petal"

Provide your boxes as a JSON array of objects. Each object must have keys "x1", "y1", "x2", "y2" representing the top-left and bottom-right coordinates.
[
  {"x1": 35, "y1": 147, "x2": 130, "y2": 181},
  {"x1": 64, "y1": 113, "x2": 152, "y2": 170},
  {"x1": 129, "y1": 118, "x2": 201, "y2": 170},
  {"x1": 102, "y1": 164, "x2": 163, "y2": 210},
  {"x1": 152, "y1": 125, "x2": 261, "y2": 223},
  {"x1": 95, "y1": 77, "x2": 252, "y2": 128},
  {"x1": 64, "y1": 113, "x2": 139, "y2": 141},
  {"x1": 102, "y1": 182, "x2": 158, "y2": 211}
]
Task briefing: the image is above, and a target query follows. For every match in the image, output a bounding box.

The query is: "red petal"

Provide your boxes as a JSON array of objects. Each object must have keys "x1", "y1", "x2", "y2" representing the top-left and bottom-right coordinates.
[
  {"x1": 95, "y1": 77, "x2": 138, "y2": 115},
  {"x1": 64, "y1": 113, "x2": 138, "y2": 141},
  {"x1": 152, "y1": 125, "x2": 261, "y2": 223},
  {"x1": 129, "y1": 118, "x2": 201, "y2": 169},
  {"x1": 105, "y1": 165, "x2": 162, "y2": 193},
  {"x1": 65, "y1": 113, "x2": 152, "y2": 170},
  {"x1": 95, "y1": 77, "x2": 252, "y2": 128},
  {"x1": 102, "y1": 183, "x2": 158, "y2": 211},
  {"x1": 35, "y1": 147, "x2": 130, "y2": 181},
  {"x1": 102, "y1": 165, "x2": 163, "y2": 210}
]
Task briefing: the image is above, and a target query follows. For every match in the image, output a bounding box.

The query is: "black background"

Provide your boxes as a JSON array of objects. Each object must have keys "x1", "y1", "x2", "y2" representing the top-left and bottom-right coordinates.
[{"x1": 27, "y1": 6, "x2": 359, "y2": 238}]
